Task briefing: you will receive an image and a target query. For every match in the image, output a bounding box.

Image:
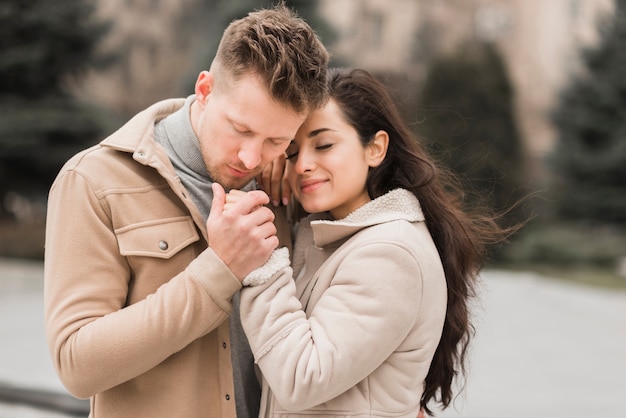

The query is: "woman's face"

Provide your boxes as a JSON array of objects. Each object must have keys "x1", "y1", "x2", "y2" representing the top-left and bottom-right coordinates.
[{"x1": 286, "y1": 99, "x2": 386, "y2": 219}]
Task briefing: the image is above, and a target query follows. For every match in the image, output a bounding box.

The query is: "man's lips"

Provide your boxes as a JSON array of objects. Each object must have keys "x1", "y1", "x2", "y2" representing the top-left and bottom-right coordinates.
[
  {"x1": 299, "y1": 178, "x2": 327, "y2": 193},
  {"x1": 228, "y1": 165, "x2": 252, "y2": 178}
]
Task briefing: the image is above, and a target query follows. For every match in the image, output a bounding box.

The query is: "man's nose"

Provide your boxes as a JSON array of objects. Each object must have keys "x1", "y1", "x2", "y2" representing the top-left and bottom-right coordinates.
[{"x1": 238, "y1": 140, "x2": 263, "y2": 170}]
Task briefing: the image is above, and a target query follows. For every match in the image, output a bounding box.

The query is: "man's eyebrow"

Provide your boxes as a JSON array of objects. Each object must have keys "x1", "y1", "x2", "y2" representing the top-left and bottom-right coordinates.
[
  {"x1": 230, "y1": 117, "x2": 251, "y2": 131},
  {"x1": 230, "y1": 118, "x2": 292, "y2": 142}
]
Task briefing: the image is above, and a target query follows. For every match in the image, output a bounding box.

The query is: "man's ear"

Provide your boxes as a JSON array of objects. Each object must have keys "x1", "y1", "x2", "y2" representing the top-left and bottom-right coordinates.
[
  {"x1": 194, "y1": 71, "x2": 214, "y2": 104},
  {"x1": 367, "y1": 130, "x2": 389, "y2": 168}
]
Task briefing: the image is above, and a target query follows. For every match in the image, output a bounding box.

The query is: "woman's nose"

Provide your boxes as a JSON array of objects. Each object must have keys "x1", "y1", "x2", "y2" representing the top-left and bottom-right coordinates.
[{"x1": 294, "y1": 149, "x2": 314, "y2": 173}]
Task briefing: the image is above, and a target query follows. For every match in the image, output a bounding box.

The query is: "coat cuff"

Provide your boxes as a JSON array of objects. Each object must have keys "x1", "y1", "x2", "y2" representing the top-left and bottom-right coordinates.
[{"x1": 242, "y1": 247, "x2": 290, "y2": 287}]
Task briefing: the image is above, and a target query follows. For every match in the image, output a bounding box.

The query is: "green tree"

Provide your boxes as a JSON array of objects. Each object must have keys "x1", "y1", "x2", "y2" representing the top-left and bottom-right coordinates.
[
  {"x1": 0, "y1": 0, "x2": 115, "y2": 216},
  {"x1": 550, "y1": 0, "x2": 626, "y2": 224},
  {"x1": 415, "y1": 42, "x2": 527, "y2": 223}
]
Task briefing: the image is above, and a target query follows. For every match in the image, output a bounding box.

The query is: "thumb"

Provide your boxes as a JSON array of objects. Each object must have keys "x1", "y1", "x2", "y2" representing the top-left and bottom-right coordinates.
[{"x1": 210, "y1": 182, "x2": 226, "y2": 217}]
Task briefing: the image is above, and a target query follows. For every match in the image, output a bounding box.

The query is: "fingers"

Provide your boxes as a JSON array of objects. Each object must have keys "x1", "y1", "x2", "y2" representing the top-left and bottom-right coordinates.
[
  {"x1": 257, "y1": 163, "x2": 272, "y2": 196},
  {"x1": 269, "y1": 155, "x2": 286, "y2": 206},
  {"x1": 224, "y1": 190, "x2": 269, "y2": 214},
  {"x1": 225, "y1": 189, "x2": 247, "y2": 204},
  {"x1": 258, "y1": 155, "x2": 289, "y2": 207},
  {"x1": 207, "y1": 185, "x2": 277, "y2": 280},
  {"x1": 224, "y1": 189, "x2": 247, "y2": 212},
  {"x1": 280, "y1": 163, "x2": 291, "y2": 206},
  {"x1": 210, "y1": 183, "x2": 226, "y2": 217}
]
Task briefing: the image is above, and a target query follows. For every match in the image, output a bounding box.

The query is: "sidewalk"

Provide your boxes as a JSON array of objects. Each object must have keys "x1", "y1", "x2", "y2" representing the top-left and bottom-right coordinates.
[
  {"x1": 438, "y1": 270, "x2": 626, "y2": 418},
  {"x1": 0, "y1": 258, "x2": 87, "y2": 417},
  {"x1": 1, "y1": 258, "x2": 625, "y2": 417}
]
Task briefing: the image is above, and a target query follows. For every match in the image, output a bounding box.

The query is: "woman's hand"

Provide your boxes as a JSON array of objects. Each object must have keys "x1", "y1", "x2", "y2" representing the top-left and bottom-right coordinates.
[
  {"x1": 257, "y1": 154, "x2": 291, "y2": 207},
  {"x1": 223, "y1": 189, "x2": 249, "y2": 212}
]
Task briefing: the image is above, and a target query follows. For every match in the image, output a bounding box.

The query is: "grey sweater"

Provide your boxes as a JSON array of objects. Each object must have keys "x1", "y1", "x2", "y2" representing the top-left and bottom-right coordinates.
[{"x1": 155, "y1": 95, "x2": 260, "y2": 418}]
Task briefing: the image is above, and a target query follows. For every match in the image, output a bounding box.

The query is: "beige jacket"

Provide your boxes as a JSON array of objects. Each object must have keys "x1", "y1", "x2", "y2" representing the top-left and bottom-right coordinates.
[
  {"x1": 44, "y1": 98, "x2": 288, "y2": 417},
  {"x1": 240, "y1": 189, "x2": 447, "y2": 417}
]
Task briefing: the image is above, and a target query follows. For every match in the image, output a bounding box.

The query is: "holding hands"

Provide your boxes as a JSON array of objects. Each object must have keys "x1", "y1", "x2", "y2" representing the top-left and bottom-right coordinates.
[{"x1": 207, "y1": 183, "x2": 278, "y2": 281}]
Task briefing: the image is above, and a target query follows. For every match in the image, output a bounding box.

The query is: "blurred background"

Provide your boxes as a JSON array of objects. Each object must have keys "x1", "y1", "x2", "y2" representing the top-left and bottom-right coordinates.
[{"x1": 0, "y1": 0, "x2": 625, "y2": 417}]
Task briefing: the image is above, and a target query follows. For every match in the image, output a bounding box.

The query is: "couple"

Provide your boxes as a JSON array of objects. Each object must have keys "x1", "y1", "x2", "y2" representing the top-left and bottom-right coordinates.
[{"x1": 44, "y1": 4, "x2": 507, "y2": 417}]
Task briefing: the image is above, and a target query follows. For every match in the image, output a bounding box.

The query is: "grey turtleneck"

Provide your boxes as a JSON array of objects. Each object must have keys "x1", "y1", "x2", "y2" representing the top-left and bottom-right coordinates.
[{"x1": 154, "y1": 95, "x2": 260, "y2": 417}]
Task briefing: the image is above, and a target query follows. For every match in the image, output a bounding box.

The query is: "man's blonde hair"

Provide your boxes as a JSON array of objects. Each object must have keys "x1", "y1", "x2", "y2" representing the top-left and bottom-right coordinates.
[{"x1": 212, "y1": 3, "x2": 329, "y2": 114}]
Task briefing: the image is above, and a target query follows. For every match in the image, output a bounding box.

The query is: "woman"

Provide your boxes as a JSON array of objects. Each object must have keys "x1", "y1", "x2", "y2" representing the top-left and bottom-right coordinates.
[{"x1": 236, "y1": 68, "x2": 513, "y2": 416}]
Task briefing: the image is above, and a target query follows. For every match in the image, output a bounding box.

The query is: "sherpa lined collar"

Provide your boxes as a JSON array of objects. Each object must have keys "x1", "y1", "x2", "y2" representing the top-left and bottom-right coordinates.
[{"x1": 309, "y1": 188, "x2": 425, "y2": 247}]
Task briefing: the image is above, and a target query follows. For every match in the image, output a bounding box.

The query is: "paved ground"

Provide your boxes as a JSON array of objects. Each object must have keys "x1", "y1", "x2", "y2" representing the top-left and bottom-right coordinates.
[
  {"x1": 1, "y1": 258, "x2": 625, "y2": 417},
  {"x1": 438, "y1": 270, "x2": 626, "y2": 418},
  {"x1": 0, "y1": 258, "x2": 86, "y2": 418}
]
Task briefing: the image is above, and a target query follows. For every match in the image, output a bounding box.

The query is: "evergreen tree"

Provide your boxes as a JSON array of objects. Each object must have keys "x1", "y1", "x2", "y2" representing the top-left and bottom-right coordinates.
[
  {"x1": 415, "y1": 42, "x2": 526, "y2": 223},
  {"x1": 550, "y1": 0, "x2": 626, "y2": 224},
  {"x1": 0, "y1": 0, "x2": 115, "y2": 214}
]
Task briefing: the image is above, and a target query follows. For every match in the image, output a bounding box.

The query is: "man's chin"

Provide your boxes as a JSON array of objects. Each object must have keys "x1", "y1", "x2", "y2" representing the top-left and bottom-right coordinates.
[{"x1": 219, "y1": 176, "x2": 256, "y2": 191}]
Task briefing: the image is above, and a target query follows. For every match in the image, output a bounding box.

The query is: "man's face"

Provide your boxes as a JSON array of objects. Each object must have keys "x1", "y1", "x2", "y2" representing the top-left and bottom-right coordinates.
[{"x1": 190, "y1": 71, "x2": 306, "y2": 190}]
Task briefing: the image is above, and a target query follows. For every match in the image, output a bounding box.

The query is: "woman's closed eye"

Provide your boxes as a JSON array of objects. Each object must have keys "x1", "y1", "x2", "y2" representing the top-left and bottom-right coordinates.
[
  {"x1": 286, "y1": 143, "x2": 333, "y2": 161},
  {"x1": 316, "y1": 143, "x2": 333, "y2": 151}
]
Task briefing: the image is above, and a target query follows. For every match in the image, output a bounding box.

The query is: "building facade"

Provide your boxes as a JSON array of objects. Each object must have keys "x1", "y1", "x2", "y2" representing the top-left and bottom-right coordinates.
[
  {"x1": 78, "y1": 0, "x2": 615, "y2": 174},
  {"x1": 74, "y1": 0, "x2": 198, "y2": 116},
  {"x1": 319, "y1": 0, "x2": 614, "y2": 174}
]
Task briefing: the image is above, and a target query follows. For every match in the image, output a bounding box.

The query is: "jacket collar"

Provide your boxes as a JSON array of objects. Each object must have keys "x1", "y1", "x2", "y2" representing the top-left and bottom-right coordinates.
[
  {"x1": 309, "y1": 188, "x2": 425, "y2": 247},
  {"x1": 100, "y1": 98, "x2": 186, "y2": 163}
]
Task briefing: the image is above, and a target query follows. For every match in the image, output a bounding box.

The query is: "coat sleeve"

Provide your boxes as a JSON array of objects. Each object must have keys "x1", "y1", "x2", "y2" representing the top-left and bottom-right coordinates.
[
  {"x1": 239, "y1": 240, "x2": 423, "y2": 411},
  {"x1": 44, "y1": 168, "x2": 241, "y2": 398}
]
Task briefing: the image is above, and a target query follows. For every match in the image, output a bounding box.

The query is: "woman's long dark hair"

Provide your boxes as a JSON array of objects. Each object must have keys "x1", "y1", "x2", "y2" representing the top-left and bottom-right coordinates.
[{"x1": 327, "y1": 68, "x2": 515, "y2": 415}]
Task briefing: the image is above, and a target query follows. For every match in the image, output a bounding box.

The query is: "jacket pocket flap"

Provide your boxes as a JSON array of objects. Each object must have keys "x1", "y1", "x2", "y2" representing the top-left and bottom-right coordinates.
[{"x1": 116, "y1": 216, "x2": 199, "y2": 259}]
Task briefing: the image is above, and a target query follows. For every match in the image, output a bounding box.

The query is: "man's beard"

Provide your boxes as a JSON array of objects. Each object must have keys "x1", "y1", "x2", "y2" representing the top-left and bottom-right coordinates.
[{"x1": 212, "y1": 171, "x2": 257, "y2": 191}]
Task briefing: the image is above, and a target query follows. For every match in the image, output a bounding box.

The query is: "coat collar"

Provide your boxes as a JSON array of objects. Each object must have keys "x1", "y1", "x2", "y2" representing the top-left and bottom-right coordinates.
[
  {"x1": 308, "y1": 188, "x2": 425, "y2": 247},
  {"x1": 100, "y1": 98, "x2": 186, "y2": 156}
]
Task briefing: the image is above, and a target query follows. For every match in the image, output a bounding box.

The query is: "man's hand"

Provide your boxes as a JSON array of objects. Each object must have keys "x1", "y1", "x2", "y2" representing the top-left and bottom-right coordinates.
[
  {"x1": 257, "y1": 154, "x2": 290, "y2": 207},
  {"x1": 207, "y1": 183, "x2": 278, "y2": 281}
]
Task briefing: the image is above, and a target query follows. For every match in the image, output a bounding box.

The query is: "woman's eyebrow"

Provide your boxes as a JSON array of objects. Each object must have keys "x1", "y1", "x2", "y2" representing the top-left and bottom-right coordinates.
[{"x1": 308, "y1": 128, "x2": 334, "y2": 138}]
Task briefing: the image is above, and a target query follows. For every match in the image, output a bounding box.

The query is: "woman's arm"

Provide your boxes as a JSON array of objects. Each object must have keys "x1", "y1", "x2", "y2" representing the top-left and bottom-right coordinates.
[{"x1": 240, "y1": 241, "x2": 423, "y2": 410}]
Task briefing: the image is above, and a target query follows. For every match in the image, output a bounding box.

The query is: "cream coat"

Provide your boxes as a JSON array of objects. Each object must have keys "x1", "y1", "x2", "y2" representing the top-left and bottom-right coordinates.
[
  {"x1": 44, "y1": 98, "x2": 290, "y2": 417},
  {"x1": 240, "y1": 189, "x2": 447, "y2": 417}
]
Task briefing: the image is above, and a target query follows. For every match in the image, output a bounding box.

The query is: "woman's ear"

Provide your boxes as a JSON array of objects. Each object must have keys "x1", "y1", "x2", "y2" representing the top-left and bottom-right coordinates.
[{"x1": 367, "y1": 130, "x2": 389, "y2": 168}]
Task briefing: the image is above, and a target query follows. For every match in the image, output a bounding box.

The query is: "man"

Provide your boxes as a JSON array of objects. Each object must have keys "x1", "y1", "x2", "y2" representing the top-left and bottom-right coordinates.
[{"x1": 43, "y1": 4, "x2": 329, "y2": 417}]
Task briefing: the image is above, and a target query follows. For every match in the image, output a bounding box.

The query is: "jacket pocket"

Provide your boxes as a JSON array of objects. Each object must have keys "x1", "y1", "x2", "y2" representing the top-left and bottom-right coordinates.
[{"x1": 115, "y1": 216, "x2": 199, "y2": 259}]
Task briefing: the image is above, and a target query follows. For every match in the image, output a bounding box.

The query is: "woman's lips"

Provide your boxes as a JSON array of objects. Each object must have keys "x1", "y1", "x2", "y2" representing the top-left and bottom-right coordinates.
[{"x1": 299, "y1": 179, "x2": 326, "y2": 193}]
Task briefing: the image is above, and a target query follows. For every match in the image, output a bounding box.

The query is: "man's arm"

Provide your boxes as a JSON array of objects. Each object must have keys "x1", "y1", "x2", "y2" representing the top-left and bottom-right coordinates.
[{"x1": 44, "y1": 172, "x2": 274, "y2": 398}]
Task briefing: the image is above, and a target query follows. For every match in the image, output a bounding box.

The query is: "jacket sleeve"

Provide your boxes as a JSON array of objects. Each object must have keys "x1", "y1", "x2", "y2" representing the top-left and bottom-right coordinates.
[
  {"x1": 44, "y1": 168, "x2": 241, "y2": 398},
  {"x1": 239, "y1": 240, "x2": 423, "y2": 411}
]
